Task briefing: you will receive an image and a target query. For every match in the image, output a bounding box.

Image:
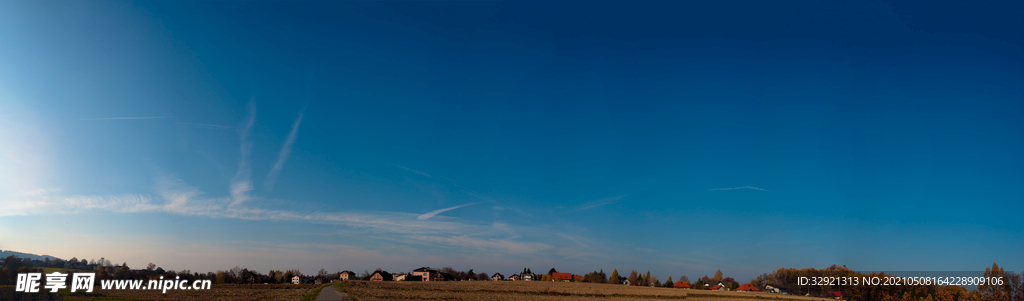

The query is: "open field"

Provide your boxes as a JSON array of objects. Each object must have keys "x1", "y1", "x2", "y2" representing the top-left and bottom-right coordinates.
[
  {"x1": 1, "y1": 284, "x2": 324, "y2": 301},
  {"x1": 3, "y1": 281, "x2": 837, "y2": 301},
  {"x1": 336, "y1": 281, "x2": 836, "y2": 301}
]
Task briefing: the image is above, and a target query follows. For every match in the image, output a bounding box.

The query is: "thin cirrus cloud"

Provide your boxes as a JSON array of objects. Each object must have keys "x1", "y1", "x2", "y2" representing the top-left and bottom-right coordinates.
[
  {"x1": 264, "y1": 109, "x2": 304, "y2": 192},
  {"x1": 176, "y1": 122, "x2": 235, "y2": 130},
  {"x1": 707, "y1": 186, "x2": 766, "y2": 191},
  {"x1": 417, "y1": 202, "x2": 480, "y2": 220},
  {"x1": 0, "y1": 182, "x2": 557, "y2": 256},
  {"x1": 229, "y1": 99, "x2": 257, "y2": 207},
  {"x1": 79, "y1": 116, "x2": 173, "y2": 121},
  {"x1": 571, "y1": 195, "x2": 628, "y2": 211}
]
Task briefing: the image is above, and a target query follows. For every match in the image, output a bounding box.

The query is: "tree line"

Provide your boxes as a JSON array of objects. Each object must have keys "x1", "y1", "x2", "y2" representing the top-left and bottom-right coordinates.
[
  {"x1": 749, "y1": 263, "x2": 1024, "y2": 301},
  {"x1": 4, "y1": 255, "x2": 1021, "y2": 301}
]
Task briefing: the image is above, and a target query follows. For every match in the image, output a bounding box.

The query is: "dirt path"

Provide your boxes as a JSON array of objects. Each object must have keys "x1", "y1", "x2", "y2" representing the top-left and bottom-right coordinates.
[{"x1": 316, "y1": 285, "x2": 348, "y2": 301}]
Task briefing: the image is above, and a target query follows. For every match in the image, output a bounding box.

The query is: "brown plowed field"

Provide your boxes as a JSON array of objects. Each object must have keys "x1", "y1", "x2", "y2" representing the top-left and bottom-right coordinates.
[{"x1": 338, "y1": 281, "x2": 834, "y2": 301}]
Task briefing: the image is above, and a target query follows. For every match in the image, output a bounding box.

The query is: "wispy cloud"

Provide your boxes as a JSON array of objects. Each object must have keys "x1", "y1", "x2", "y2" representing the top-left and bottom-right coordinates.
[
  {"x1": 264, "y1": 109, "x2": 304, "y2": 192},
  {"x1": 707, "y1": 186, "x2": 766, "y2": 191},
  {"x1": 80, "y1": 116, "x2": 172, "y2": 121},
  {"x1": 395, "y1": 164, "x2": 497, "y2": 204},
  {"x1": 411, "y1": 235, "x2": 552, "y2": 254},
  {"x1": 556, "y1": 233, "x2": 594, "y2": 251},
  {"x1": 176, "y1": 122, "x2": 234, "y2": 130},
  {"x1": 571, "y1": 195, "x2": 628, "y2": 211},
  {"x1": 230, "y1": 99, "x2": 257, "y2": 207},
  {"x1": 1, "y1": 179, "x2": 585, "y2": 262},
  {"x1": 417, "y1": 202, "x2": 479, "y2": 220},
  {"x1": 395, "y1": 165, "x2": 433, "y2": 178}
]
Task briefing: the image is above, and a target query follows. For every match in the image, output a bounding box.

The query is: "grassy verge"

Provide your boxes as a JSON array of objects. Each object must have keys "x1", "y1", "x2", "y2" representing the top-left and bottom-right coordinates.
[
  {"x1": 331, "y1": 281, "x2": 354, "y2": 300},
  {"x1": 299, "y1": 283, "x2": 334, "y2": 301}
]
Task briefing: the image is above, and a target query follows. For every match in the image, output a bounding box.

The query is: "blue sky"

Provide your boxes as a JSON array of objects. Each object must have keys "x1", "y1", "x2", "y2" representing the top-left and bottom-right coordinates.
[{"x1": 1, "y1": 1, "x2": 1021, "y2": 281}]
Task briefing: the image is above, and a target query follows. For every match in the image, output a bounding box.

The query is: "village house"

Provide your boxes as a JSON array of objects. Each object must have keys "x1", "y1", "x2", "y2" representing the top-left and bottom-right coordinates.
[
  {"x1": 673, "y1": 281, "x2": 691, "y2": 289},
  {"x1": 551, "y1": 272, "x2": 574, "y2": 282},
  {"x1": 339, "y1": 271, "x2": 357, "y2": 281},
  {"x1": 292, "y1": 275, "x2": 312, "y2": 284},
  {"x1": 412, "y1": 267, "x2": 439, "y2": 281},
  {"x1": 491, "y1": 273, "x2": 504, "y2": 281},
  {"x1": 765, "y1": 284, "x2": 788, "y2": 294},
  {"x1": 509, "y1": 274, "x2": 522, "y2": 281},
  {"x1": 394, "y1": 273, "x2": 408, "y2": 281},
  {"x1": 370, "y1": 270, "x2": 393, "y2": 281},
  {"x1": 522, "y1": 273, "x2": 533, "y2": 281},
  {"x1": 314, "y1": 276, "x2": 330, "y2": 285},
  {"x1": 736, "y1": 284, "x2": 760, "y2": 292}
]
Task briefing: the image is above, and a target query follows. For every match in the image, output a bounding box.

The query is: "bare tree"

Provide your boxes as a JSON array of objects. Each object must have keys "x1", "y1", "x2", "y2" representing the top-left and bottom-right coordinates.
[
  {"x1": 1009, "y1": 271, "x2": 1024, "y2": 301},
  {"x1": 147, "y1": 262, "x2": 156, "y2": 271}
]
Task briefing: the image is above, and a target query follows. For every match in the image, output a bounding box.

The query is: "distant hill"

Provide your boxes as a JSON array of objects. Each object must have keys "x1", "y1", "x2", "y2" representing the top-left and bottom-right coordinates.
[{"x1": 0, "y1": 250, "x2": 64, "y2": 261}]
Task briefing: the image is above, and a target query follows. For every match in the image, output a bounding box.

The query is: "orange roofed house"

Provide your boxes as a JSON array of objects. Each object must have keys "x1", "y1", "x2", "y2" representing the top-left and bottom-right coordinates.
[
  {"x1": 551, "y1": 272, "x2": 577, "y2": 282},
  {"x1": 370, "y1": 270, "x2": 393, "y2": 281},
  {"x1": 736, "y1": 284, "x2": 760, "y2": 292},
  {"x1": 674, "y1": 281, "x2": 691, "y2": 289}
]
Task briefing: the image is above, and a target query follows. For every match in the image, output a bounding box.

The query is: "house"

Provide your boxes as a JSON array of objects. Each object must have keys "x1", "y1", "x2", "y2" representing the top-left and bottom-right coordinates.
[
  {"x1": 509, "y1": 274, "x2": 522, "y2": 281},
  {"x1": 622, "y1": 279, "x2": 631, "y2": 285},
  {"x1": 314, "y1": 276, "x2": 330, "y2": 285},
  {"x1": 765, "y1": 284, "x2": 788, "y2": 294},
  {"x1": 673, "y1": 281, "x2": 691, "y2": 289},
  {"x1": 704, "y1": 281, "x2": 724, "y2": 290},
  {"x1": 339, "y1": 271, "x2": 357, "y2": 281},
  {"x1": 551, "y1": 272, "x2": 574, "y2": 282},
  {"x1": 292, "y1": 275, "x2": 312, "y2": 284},
  {"x1": 736, "y1": 284, "x2": 760, "y2": 292},
  {"x1": 432, "y1": 272, "x2": 454, "y2": 281},
  {"x1": 522, "y1": 273, "x2": 533, "y2": 281},
  {"x1": 412, "y1": 267, "x2": 439, "y2": 282},
  {"x1": 395, "y1": 274, "x2": 408, "y2": 281},
  {"x1": 573, "y1": 275, "x2": 583, "y2": 282},
  {"x1": 491, "y1": 273, "x2": 504, "y2": 281},
  {"x1": 370, "y1": 270, "x2": 393, "y2": 281}
]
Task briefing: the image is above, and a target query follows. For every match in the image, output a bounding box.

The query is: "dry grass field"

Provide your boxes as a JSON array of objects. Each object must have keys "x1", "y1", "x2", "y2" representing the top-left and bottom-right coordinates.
[
  {"x1": 54, "y1": 283, "x2": 322, "y2": 301},
  {"x1": 3, "y1": 281, "x2": 836, "y2": 301},
  {"x1": 336, "y1": 281, "x2": 835, "y2": 301}
]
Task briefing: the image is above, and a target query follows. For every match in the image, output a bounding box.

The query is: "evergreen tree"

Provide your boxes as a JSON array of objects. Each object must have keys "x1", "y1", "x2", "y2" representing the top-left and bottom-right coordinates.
[
  {"x1": 548, "y1": 268, "x2": 558, "y2": 276},
  {"x1": 666, "y1": 276, "x2": 674, "y2": 288}
]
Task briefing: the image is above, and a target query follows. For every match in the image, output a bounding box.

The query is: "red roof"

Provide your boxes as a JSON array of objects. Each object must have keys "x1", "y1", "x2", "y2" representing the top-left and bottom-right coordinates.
[
  {"x1": 673, "y1": 281, "x2": 691, "y2": 288},
  {"x1": 551, "y1": 272, "x2": 573, "y2": 281},
  {"x1": 736, "y1": 284, "x2": 760, "y2": 291},
  {"x1": 711, "y1": 284, "x2": 723, "y2": 290}
]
